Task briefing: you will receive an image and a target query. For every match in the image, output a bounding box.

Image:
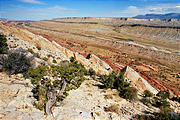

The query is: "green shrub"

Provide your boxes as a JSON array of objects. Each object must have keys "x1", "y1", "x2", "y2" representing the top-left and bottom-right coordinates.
[
  {"x1": 157, "y1": 90, "x2": 170, "y2": 99},
  {"x1": 89, "y1": 68, "x2": 96, "y2": 76},
  {"x1": 33, "y1": 102, "x2": 44, "y2": 111},
  {"x1": 27, "y1": 48, "x2": 34, "y2": 54},
  {"x1": 144, "y1": 90, "x2": 153, "y2": 98},
  {"x1": 101, "y1": 72, "x2": 137, "y2": 100},
  {"x1": 120, "y1": 87, "x2": 137, "y2": 100},
  {"x1": 27, "y1": 60, "x2": 87, "y2": 113},
  {"x1": 0, "y1": 34, "x2": 8, "y2": 54},
  {"x1": 142, "y1": 98, "x2": 151, "y2": 107},
  {"x1": 27, "y1": 65, "x2": 49, "y2": 85},
  {"x1": 52, "y1": 59, "x2": 57, "y2": 63},
  {"x1": 2, "y1": 52, "x2": 31, "y2": 75},
  {"x1": 104, "y1": 104, "x2": 120, "y2": 114},
  {"x1": 142, "y1": 90, "x2": 154, "y2": 107},
  {"x1": 36, "y1": 46, "x2": 41, "y2": 50},
  {"x1": 152, "y1": 96, "x2": 170, "y2": 108},
  {"x1": 43, "y1": 57, "x2": 48, "y2": 61},
  {"x1": 134, "y1": 106, "x2": 177, "y2": 120},
  {"x1": 102, "y1": 74, "x2": 116, "y2": 88},
  {"x1": 70, "y1": 56, "x2": 75, "y2": 62}
]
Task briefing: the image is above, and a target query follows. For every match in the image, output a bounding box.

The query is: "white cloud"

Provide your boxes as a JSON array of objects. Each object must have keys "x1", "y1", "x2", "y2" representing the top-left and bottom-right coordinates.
[
  {"x1": 145, "y1": 4, "x2": 180, "y2": 14},
  {"x1": 20, "y1": 0, "x2": 44, "y2": 4},
  {"x1": 108, "y1": 3, "x2": 180, "y2": 17}
]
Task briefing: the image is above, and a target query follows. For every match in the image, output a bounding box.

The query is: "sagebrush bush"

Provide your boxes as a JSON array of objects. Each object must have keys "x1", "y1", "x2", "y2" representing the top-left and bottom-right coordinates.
[
  {"x1": 2, "y1": 52, "x2": 31, "y2": 75},
  {"x1": 0, "y1": 34, "x2": 8, "y2": 54}
]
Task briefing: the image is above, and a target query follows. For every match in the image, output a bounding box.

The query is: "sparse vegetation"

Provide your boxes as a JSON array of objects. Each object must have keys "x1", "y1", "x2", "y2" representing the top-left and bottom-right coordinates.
[
  {"x1": 43, "y1": 57, "x2": 48, "y2": 61},
  {"x1": 1, "y1": 51, "x2": 31, "y2": 75},
  {"x1": 52, "y1": 59, "x2": 57, "y2": 63},
  {"x1": 0, "y1": 34, "x2": 8, "y2": 54},
  {"x1": 157, "y1": 90, "x2": 170, "y2": 99},
  {"x1": 101, "y1": 72, "x2": 137, "y2": 100},
  {"x1": 27, "y1": 48, "x2": 34, "y2": 54},
  {"x1": 144, "y1": 90, "x2": 153, "y2": 98},
  {"x1": 36, "y1": 46, "x2": 41, "y2": 50},
  {"x1": 142, "y1": 90, "x2": 154, "y2": 107},
  {"x1": 88, "y1": 68, "x2": 96, "y2": 76},
  {"x1": 133, "y1": 106, "x2": 178, "y2": 120},
  {"x1": 34, "y1": 53, "x2": 40, "y2": 58},
  {"x1": 104, "y1": 104, "x2": 120, "y2": 114},
  {"x1": 120, "y1": 87, "x2": 137, "y2": 100}
]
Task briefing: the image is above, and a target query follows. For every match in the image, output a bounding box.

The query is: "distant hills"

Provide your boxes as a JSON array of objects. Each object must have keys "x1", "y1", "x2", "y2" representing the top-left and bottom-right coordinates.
[
  {"x1": 134, "y1": 13, "x2": 180, "y2": 20},
  {"x1": 0, "y1": 18, "x2": 7, "y2": 21}
]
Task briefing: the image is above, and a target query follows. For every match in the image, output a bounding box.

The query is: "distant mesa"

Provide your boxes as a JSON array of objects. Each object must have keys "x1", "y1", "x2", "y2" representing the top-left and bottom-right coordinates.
[
  {"x1": 134, "y1": 13, "x2": 180, "y2": 20},
  {"x1": 0, "y1": 18, "x2": 7, "y2": 21}
]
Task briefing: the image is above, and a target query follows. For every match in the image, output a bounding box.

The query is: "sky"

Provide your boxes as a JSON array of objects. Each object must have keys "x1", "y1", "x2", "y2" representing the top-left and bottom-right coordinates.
[{"x1": 0, "y1": 0, "x2": 180, "y2": 20}]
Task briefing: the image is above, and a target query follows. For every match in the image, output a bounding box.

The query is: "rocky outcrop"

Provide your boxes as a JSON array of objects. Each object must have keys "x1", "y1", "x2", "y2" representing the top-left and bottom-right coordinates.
[
  {"x1": 87, "y1": 54, "x2": 112, "y2": 74},
  {"x1": 52, "y1": 79, "x2": 159, "y2": 120},
  {"x1": 0, "y1": 73, "x2": 44, "y2": 120},
  {"x1": 52, "y1": 38, "x2": 112, "y2": 75},
  {"x1": 123, "y1": 66, "x2": 158, "y2": 95}
]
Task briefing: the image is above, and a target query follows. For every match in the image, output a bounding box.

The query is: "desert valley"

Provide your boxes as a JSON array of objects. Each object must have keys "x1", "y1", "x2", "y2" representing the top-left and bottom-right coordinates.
[{"x1": 0, "y1": 0, "x2": 180, "y2": 119}]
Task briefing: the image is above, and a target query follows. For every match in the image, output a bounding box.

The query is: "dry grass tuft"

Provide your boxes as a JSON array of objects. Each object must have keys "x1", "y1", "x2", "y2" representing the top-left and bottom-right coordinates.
[{"x1": 104, "y1": 104, "x2": 120, "y2": 114}]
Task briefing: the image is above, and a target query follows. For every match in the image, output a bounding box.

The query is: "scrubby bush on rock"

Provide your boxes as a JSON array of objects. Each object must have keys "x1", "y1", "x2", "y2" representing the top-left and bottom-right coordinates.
[
  {"x1": 89, "y1": 68, "x2": 96, "y2": 76},
  {"x1": 144, "y1": 90, "x2": 153, "y2": 98},
  {"x1": 120, "y1": 87, "x2": 137, "y2": 100},
  {"x1": 27, "y1": 60, "x2": 87, "y2": 115},
  {"x1": 133, "y1": 106, "x2": 178, "y2": 120},
  {"x1": 36, "y1": 46, "x2": 41, "y2": 50},
  {"x1": 142, "y1": 90, "x2": 154, "y2": 107},
  {"x1": 52, "y1": 59, "x2": 57, "y2": 63},
  {"x1": 1, "y1": 51, "x2": 31, "y2": 75},
  {"x1": 101, "y1": 72, "x2": 137, "y2": 100},
  {"x1": 142, "y1": 90, "x2": 171, "y2": 109},
  {"x1": 157, "y1": 90, "x2": 170, "y2": 99},
  {"x1": 0, "y1": 34, "x2": 8, "y2": 54},
  {"x1": 43, "y1": 57, "x2": 48, "y2": 61},
  {"x1": 27, "y1": 48, "x2": 34, "y2": 54}
]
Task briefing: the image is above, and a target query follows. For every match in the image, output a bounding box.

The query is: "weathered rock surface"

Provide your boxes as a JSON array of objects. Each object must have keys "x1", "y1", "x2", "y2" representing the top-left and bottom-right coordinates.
[
  {"x1": 52, "y1": 79, "x2": 159, "y2": 120},
  {"x1": 0, "y1": 73, "x2": 44, "y2": 120},
  {"x1": 123, "y1": 66, "x2": 158, "y2": 95}
]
